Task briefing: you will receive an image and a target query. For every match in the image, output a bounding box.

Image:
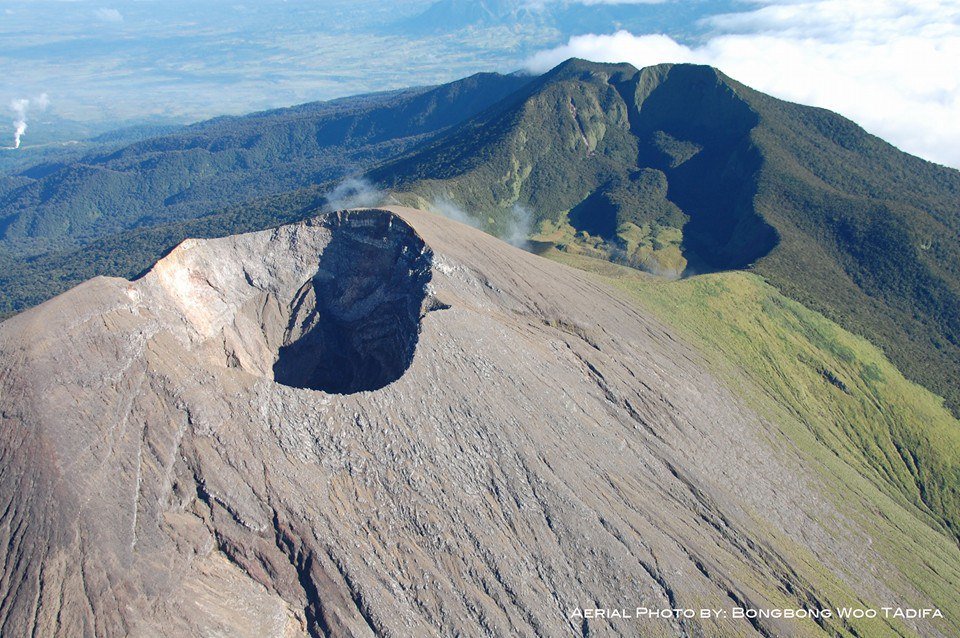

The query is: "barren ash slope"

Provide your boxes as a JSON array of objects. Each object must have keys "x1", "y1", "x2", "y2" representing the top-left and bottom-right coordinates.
[{"x1": 1, "y1": 206, "x2": 958, "y2": 637}]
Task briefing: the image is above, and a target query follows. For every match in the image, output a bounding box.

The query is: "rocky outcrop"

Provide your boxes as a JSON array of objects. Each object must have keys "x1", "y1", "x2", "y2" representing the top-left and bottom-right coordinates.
[{"x1": 0, "y1": 207, "x2": 955, "y2": 637}]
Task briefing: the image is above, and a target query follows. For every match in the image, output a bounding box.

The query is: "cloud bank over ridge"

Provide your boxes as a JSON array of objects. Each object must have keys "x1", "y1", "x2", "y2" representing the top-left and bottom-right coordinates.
[{"x1": 526, "y1": 0, "x2": 960, "y2": 169}]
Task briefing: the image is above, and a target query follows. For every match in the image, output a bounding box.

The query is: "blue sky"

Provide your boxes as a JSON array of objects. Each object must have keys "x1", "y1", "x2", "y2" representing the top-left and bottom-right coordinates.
[{"x1": 2, "y1": 0, "x2": 958, "y2": 167}]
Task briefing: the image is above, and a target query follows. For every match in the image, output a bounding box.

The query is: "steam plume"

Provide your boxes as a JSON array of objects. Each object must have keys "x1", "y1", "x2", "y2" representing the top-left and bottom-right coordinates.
[
  {"x1": 429, "y1": 197, "x2": 534, "y2": 248},
  {"x1": 428, "y1": 197, "x2": 482, "y2": 229},
  {"x1": 504, "y1": 204, "x2": 533, "y2": 249},
  {"x1": 8, "y1": 94, "x2": 48, "y2": 150},
  {"x1": 323, "y1": 177, "x2": 385, "y2": 211}
]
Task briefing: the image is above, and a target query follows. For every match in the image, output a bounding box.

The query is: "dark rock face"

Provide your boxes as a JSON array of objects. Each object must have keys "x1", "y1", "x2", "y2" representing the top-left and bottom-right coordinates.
[{"x1": 273, "y1": 212, "x2": 432, "y2": 393}]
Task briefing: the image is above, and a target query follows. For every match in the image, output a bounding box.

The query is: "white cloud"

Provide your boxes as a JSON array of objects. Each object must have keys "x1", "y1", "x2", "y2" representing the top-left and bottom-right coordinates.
[
  {"x1": 527, "y1": 31, "x2": 695, "y2": 69},
  {"x1": 526, "y1": 0, "x2": 960, "y2": 169},
  {"x1": 95, "y1": 8, "x2": 124, "y2": 23}
]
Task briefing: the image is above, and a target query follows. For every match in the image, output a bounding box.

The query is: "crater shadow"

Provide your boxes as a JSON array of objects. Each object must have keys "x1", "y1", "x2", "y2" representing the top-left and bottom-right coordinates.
[{"x1": 273, "y1": 211, "x2": 432, "y2": 394}]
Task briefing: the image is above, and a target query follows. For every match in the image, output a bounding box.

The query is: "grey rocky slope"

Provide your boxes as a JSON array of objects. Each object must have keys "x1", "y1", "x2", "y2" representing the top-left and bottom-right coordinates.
[{"x1": 0, "y1": 208, "x2": 957, "y2": 637}]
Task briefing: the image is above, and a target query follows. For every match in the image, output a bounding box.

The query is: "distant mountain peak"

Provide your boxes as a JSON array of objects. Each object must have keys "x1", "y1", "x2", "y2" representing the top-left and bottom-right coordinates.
[{"x1": 371, "y1": 58, "x2": 960, "y2": 416}]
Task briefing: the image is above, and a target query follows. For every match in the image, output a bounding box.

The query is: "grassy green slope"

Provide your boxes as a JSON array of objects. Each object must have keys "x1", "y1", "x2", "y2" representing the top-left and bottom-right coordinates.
[
  {"x1": 373, "y1": 60, "x2": 773, "y2": 272},
  {"x1": 548, "y1": 250, "x2": 960, "y2": 633},
  {"x1": 552, "y1": 249, "x2": 960, "y2": 541},
  {"x1": 737, "y1": 83, "x2": 960, "y2": 420}
]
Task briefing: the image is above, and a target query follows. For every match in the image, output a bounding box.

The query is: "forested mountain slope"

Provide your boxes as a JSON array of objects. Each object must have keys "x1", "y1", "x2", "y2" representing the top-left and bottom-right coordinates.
[{"x1": 0, "y1": 71, "x2": 531, "y2": 257}]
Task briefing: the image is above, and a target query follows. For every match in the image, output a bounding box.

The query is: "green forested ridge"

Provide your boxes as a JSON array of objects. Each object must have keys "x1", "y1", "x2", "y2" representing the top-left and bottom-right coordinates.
[
  {"x1": 0, "y1": 71, "x2": 532, "y2": 257},
  {"x1": 373, "y1": 60, "x2": 777, "y2": 275}
]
